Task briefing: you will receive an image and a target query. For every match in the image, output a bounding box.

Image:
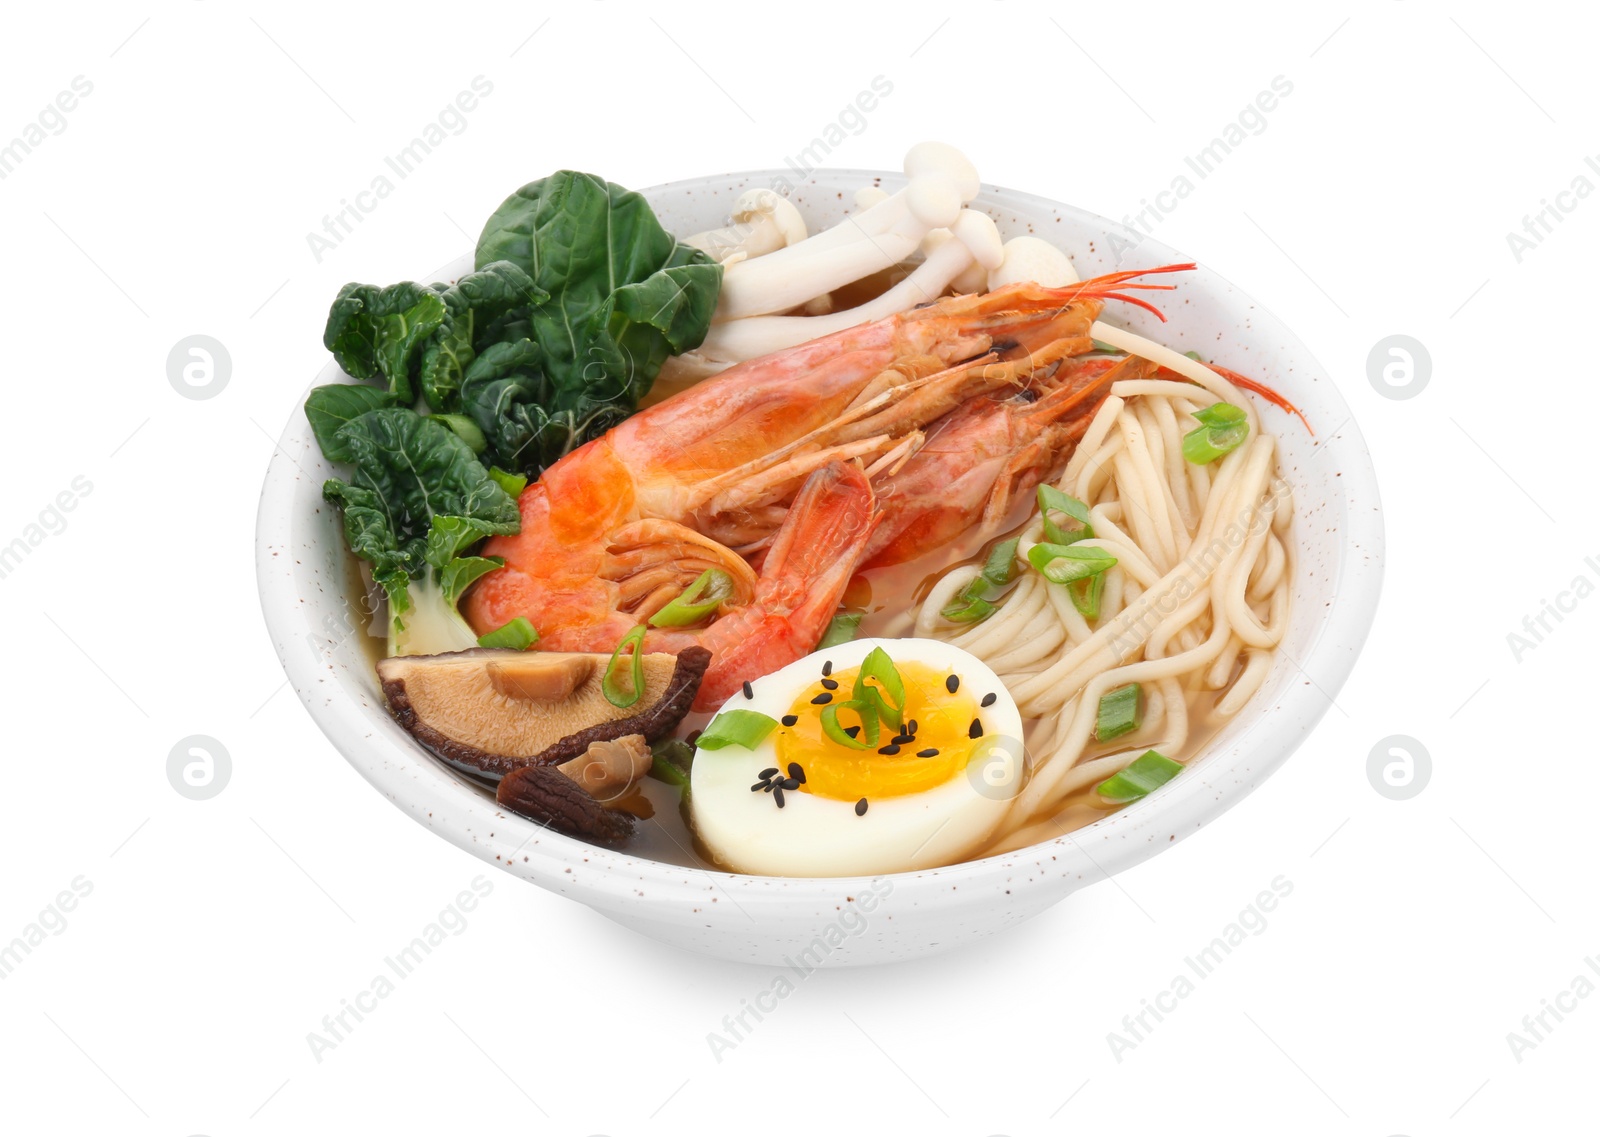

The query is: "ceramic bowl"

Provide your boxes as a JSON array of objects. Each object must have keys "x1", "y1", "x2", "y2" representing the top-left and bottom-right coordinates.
[{"x1": 256, "y1": 168, "x2": 1383, "y2": 966}]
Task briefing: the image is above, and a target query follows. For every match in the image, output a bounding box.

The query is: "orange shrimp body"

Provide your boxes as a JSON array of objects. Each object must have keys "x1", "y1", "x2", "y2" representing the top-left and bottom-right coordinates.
[{"x1": 464, "y1": 267, "x2": 1191, "y2": 708}]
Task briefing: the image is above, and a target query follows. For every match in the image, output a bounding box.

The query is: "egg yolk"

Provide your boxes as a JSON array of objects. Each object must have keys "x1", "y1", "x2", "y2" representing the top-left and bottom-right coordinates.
[{"x1": 775, "y1": 661, "x2": 981, "y2": 801}]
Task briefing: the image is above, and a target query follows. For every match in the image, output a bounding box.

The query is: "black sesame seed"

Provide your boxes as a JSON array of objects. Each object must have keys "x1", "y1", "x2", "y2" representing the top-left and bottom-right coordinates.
[
  {"x1": 742, "y1": 680, "x2": 754, "y2": 700},
  {"x1": 981, "y1": 692, "x2": 997, "y2": 707},
  {"x1": 780, "y1": 714, "x2": 798, "y2": 727},
  {"x1": 758, "y1": 767, "x2": 779, "y2": 779},
  {"x1": 820, "y1": 678, "x2": 839, "y2": 691},
  {"x1": 762, "y1": 781, "x2": 776, "y2": 792},
  {"x1": 811, "y1": 692, "x2": 833, "y2": 705},
  {"x1": 968, "y1": 717, "x2": 983, "y2": 739},
  {"x1": 917, "y1": 748, "x2": 939, "y2": 758},
  {"x1": 844, "y1": 725, "x2": 861, "y2": 738},
  {"x1": 907, "y1": 719, "x2": 919, "y2": 735},
  {"x1": 891, "y1": 733, "x2": 913, "y2": 745},
  {"x1": 787, "y1": 762, "x2": 806, "y2": 783},
  {"x1": 946, "y1": 674, "x2": 960, "y2": 694},
  {"x1": 878, "y1": 743, "x2": 901, "y2": 756},
  {"x1": 773, "y1": 786, "x2": 786, "y2": 808},
  {"x1": 781, "y1": 777, "x2": 800, "y2": 791},
  {"x1": 822, "y1": 660, "x2": 833, "y2": 676},
  {"x1": 751, "y1": 782, "x2": 769, "y2": 792},
  {"x1": 855, "y1": 797, "x2": 868, "y2": 816}
]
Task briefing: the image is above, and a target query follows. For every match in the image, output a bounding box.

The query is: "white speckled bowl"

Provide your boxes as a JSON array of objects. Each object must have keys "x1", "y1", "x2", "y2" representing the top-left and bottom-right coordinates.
[{"x1": 257, "y1": 168, "x2": 1382, "y2": 966}]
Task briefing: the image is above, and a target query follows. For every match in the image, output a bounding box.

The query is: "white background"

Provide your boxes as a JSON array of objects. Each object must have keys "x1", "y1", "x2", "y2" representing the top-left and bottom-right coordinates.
[{"x1": 2, "y1": 2, "x2": 1594, "y2": 1133}]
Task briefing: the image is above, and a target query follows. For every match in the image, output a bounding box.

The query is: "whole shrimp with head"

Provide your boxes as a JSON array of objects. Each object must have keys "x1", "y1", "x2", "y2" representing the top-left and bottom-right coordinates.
[{"x1": 463, "y1": 262, "x2": 1189, "y2": 710}]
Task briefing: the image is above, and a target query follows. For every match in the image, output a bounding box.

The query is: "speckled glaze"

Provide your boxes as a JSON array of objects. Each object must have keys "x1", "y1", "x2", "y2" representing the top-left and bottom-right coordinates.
[{"x1": 256, "y1": 169, "x2": 1383, "y2": 966}]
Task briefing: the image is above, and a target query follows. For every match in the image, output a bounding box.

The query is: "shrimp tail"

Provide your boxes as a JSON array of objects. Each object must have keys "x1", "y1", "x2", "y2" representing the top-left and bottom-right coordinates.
[{"x1": 693, "y1": 461, "x2": 878, "y2": 709}]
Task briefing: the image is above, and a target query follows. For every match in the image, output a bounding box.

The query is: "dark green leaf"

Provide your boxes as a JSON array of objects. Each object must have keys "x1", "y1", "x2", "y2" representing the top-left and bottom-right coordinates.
[{"x1": 304, "y1": 384, "x2": 396, "y2": 463}]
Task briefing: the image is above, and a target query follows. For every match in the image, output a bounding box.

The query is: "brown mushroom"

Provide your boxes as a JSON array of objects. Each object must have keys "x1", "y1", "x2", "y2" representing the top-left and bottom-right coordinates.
[
  {"x1": 377, "y1": 645, "x2": 710, "y2": 779},
  {"x1": 556, "y1": 734, "x2": 652, "y2": 800},
  {"x1": 495, "y1": 765, "x2": 635, "y2": 846}
]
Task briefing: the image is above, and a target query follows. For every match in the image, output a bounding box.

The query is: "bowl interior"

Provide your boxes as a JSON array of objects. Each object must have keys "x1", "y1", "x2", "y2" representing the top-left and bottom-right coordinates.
[{"x1": 257, "y1": 168, "x2": 1381, "y2": 907}]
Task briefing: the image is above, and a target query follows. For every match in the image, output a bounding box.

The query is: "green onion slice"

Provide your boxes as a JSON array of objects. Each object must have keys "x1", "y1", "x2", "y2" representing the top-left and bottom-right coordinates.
[
  {"x1": 648, "y1": 738, "x2": 694, "y2": 787},
  {"x1": 1027, "y1": 542, "x2": 1117, "y2": 585},
  {"x1": 1068, "y1": 569, "x2": 1107, "y2": 620},
  {"x1": 1097, "y1": 750, "x2": 1184, "y2": 804},
  {"x1": 1091, "y1": 339, "x2": 1125, "y2": 355},
  {"x1": 1038, "y1": 485, "x2": 1093, "y2": 545},
  {"x1": 696, "y1": 709, "x2": 779, "y2": 751},
  {"x1": 820, "y1": 699, "x2": 880, "y2": 750},
  {"x1": 981, "y1": 537, "x2": 1021, "y2": 586},
  {"x1": 1182, "y1": 350, "x2": 1204, "y2": 362},
  {"x1": 940, "y1": 538, "x2": 1021, "y2": 624},
  {"x1": 854, "y1": 646, "x2": 905, "y2": 720},
  {"x1": 601, "y1": 625, "x2": 648, "y2": 707},
  {"x1": 476, "y1": 616, "x2": 538, "y2": 651},
  {"x1": 940, "y1": 592, "x2": 997, "y2": 624},
  {"x1": 649, "y1": 569, "x2": 734, "y2": 628},
  {"x1": 818, "y1": 611, "x2": 863, "y2": 649},
  {"x1": 1095, "y1": 683, "x2": 1143, "y2": 742},
  {"x1": 487, "y1": 466, "x2": 527, "y2": 499},
  {"x1": 1182, "y1": 403, "x2": 1250, "y2": 465}
]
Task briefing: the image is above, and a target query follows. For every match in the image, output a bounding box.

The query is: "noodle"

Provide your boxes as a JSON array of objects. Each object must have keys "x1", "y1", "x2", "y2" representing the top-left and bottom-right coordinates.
[{"x1": 916, "y1": 362, "x2": 1294, "y2": 852}]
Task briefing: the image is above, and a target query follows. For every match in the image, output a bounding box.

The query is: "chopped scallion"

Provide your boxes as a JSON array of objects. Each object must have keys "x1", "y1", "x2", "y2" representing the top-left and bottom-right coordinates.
[
  {"x1": 821, "y1": 699, "x2": 880, "y2": 750},
  {"x1": 1182, "y1": 402, "x2": 1250, "y2": 464},
  {"x1": 940, "y1": 593, "x2": 997, "y2": 624},
  {"x1": 1095, "y1": 683, "x2": 1143, "y2": 741},
  {"x1": 981, "y1": 537, "x2": 1021, "y2": 586},
  {"x1": 818, "y1": 611, "x2": 863, "y2": 649},
  {"x1": 649, "y1": 569, "x2": 734, "y2": 627},
  {"x1": 696, "y1": 709, "x2": 779, "y2": 751},
  {"x1": 1026, "y1": 542, "x2": 1117, "y2": 585},
  {"x1": 1091, "y1": 339, "x2": 1125, "y2": 355},
  {"x1": 648, "y1": 738, "x2": 694, "y2": 787},
  {"x1": 853, "y1": 646, "x2": 906, "y2": 730},
  {"x1": 476, "y1": 616, "x2": 538, "y2": 651},
  {"x1": 1038, "y1": 485, "x2": 1093, "y2": 545},
  {"x1": 1096, "y1": 750, "x2": 1184, "y2": 804},
  {"x1": 1068, "y1": 569, "x2": 1107, "y2": 620},
  {"x1": 601, "y1": 625, "x2": 647, "y2": 707}
]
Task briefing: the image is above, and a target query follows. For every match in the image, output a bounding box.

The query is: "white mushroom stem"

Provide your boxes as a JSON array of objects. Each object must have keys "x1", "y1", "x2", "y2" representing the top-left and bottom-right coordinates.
[
  {"x1": 987, "y1": 235, "x2": 1080, "y2": 289},
  {"x1": 714, "y1": 142, "x2": 980, "y2": 320},
  {"x1": 682, "y1": 189, "x2": 807, "y2": 266},
  {"x1": 693, "y1": 210, "x2": 1003, "y2": 364}
]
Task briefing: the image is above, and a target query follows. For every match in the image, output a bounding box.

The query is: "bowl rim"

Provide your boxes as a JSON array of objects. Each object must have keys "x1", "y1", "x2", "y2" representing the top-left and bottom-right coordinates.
[{"x1": 256, "y1": 166, "x2": 1384, "y2": 912}]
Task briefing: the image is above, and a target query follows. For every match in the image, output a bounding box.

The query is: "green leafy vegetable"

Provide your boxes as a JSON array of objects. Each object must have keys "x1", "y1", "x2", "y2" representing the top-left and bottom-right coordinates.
[
  {"x1": 428, "y1": 413, "x2": 488, "y2": 455},
  {"x1": 1097, "y1": 750, "x2": 1184, "y2": 804},
  {"x1": 697, "y1": 709, "x2": 779, "y2": 751},
  {"x1": 320, "y1": 409, "x2": 520, "y2": 653},
  {"x1": 323, "y1": 282, "x2": 448, "y2": 404},
  {"x1": 602, "y1": 625, "x2": 648, "y2": 708},
  {"x1": 477, "y1": 616, "x2": 539, "y2": 650},
  {"x1": 486, "y1": 466, "x2": 527, "y2": 499},
  {"x1": 417, "y1": 261, "x2": 547, "y2": 411},
  {"x1": 304, "y1": 384, "x2": 397, "y2": 462},
  {"x1": 470, "y1": 171, "x2": 722, "y2": 471}
]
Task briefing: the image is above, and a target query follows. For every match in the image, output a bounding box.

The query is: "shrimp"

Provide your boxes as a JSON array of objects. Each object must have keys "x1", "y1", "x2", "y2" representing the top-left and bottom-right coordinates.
[
  {"x1": 860, "y1": 354, "x2": 1159, "y2": 569},
  {"x1": 463, "y1": 265, "x2": 1193, "y2": 708}
]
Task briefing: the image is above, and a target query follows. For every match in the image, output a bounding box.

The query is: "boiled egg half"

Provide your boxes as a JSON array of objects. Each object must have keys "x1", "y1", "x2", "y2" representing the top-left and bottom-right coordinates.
[{"x1": 689, "y1": 637, "x2": 1024, "y2": 876}]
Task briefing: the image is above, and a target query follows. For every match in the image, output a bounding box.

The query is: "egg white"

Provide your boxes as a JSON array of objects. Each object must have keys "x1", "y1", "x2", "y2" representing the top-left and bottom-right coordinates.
[{"x1": 689, "y1": 637, "x2": 1024, "y2": 877}]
